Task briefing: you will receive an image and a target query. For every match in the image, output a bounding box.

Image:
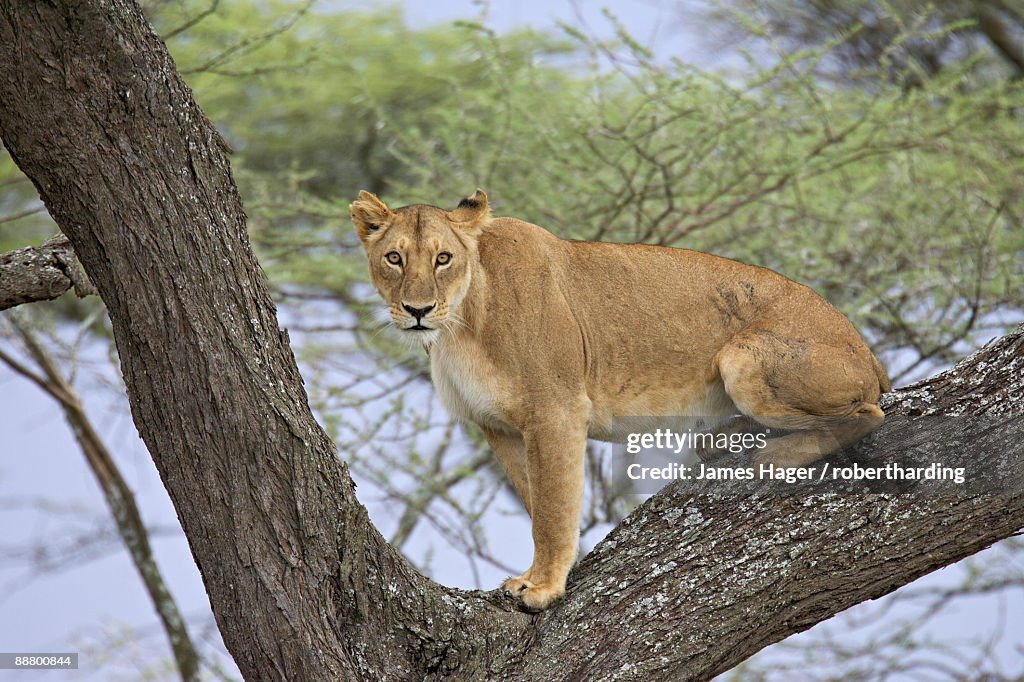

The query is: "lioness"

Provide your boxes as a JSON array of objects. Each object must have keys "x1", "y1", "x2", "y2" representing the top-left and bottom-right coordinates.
[{"x1": 351, "y1": 188, "x2": 889, "y2": 611}]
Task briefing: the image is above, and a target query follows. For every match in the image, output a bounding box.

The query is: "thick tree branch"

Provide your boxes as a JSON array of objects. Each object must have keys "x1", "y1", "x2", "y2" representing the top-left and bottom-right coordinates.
[
  {"x1": 0, "y1": 2, "x2": 1020, "y2": 681},
  {"x1": 0, "y1": 235, "x2": 94, "y2": 311},
  {"x1": 514, "y1": 327, "x2": 1024, "y2": 680}
]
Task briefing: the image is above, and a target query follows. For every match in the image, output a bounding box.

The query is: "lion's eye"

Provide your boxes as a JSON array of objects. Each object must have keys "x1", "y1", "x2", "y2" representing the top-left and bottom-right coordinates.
[
  {"x1": 436, "y1": 252, "x2": 452, "y2": 267},
  {"x1": 385, "y1": 251, "x2": 402, "y2": 266}
]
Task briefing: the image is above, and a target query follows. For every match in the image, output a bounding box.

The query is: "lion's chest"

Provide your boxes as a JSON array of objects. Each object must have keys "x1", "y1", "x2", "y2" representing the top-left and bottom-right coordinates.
[{"x1": 430, "y1": 340, "x2": 506, "y2": 429}]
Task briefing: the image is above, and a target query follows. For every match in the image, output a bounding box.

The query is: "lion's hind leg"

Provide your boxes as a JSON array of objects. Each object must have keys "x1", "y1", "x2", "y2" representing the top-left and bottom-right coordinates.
[{"x1": 715, "y1": 329, "x2": 885, "y2": 469}]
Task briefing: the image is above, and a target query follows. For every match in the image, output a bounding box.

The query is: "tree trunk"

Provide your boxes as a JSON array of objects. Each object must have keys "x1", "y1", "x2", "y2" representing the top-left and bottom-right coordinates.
[{"x1": 0, "y1": 2, "x2": 1021, "y2": 680}]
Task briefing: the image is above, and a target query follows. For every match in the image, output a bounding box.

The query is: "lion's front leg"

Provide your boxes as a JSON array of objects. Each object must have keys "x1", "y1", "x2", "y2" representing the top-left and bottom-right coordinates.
[
  {"x1": 482, "y1": 426, "x2": 532, "y2": 517},
  {"x1": 502, "y1": 415, "x2": 586, "y2": 611}
]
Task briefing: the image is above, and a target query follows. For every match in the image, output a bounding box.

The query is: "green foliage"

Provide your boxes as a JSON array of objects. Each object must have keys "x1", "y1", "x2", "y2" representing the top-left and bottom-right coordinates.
[
  {"x1": 155, "y1": 1, "x2": 573, "y2": 198},
  {"x1": 0, "y1": 160, "x2": 52, "y2": 253},
  {"x1": 702, "y1": 0, "x2": 1024, "y2": 85},
  {"x1": 384, "y1": 13, "x2": 1024, "y2": 380},
  {"x1": 3, "y1": 0, "x2": 1021, "y2": 380}
]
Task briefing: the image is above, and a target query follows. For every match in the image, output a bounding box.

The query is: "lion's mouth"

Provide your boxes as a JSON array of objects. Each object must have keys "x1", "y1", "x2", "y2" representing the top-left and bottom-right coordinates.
[{"x1": 405, "y1": 324, "x2": 432, "y2": 331}]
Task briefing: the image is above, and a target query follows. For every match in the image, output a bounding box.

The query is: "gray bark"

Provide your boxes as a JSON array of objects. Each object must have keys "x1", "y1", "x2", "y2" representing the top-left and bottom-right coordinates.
[
  {"x1": 0, "y1": 235, "x2": 92, "y2": 310},
  {"x1": 0, "y1": 1, "x2": 1021, "y2": 680}
]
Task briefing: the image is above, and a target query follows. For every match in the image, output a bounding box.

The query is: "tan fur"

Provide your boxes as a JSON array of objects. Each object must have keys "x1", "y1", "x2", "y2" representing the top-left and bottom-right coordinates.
[{"x1": 351, "y1": 189, "x2": 889, "y2": 611}]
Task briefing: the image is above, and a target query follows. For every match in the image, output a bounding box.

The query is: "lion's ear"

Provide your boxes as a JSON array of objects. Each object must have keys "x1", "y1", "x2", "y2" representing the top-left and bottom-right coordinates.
[
  {"x1": 447, "y1": 188, "x2": 490, "y2": 232},
  {"x1": 349, "y1": 190, "x2": 394, "y2": 242}
]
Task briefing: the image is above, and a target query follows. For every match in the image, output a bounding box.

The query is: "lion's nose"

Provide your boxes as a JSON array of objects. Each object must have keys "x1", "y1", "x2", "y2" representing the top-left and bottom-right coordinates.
[{"x1": 402, "y1": 303, "x2": 435, "y2": 320}]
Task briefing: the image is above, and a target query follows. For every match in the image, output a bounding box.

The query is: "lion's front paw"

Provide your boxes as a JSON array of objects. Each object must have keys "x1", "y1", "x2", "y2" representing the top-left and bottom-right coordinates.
[
  {"x1": 501, "y1": 576, "x2": 564, "y2": 612},
  {"x1": 501, "y1": 575, "x2": 532, "y2": 594}
]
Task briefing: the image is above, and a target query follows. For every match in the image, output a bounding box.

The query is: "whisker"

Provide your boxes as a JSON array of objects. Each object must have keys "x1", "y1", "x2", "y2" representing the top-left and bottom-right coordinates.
[
  {"x1": 447, "y1": 312, "x2": 469, "y2": 331},
  {"x1": 369, "y1": 317, "x2": 396, "y2": 341}
]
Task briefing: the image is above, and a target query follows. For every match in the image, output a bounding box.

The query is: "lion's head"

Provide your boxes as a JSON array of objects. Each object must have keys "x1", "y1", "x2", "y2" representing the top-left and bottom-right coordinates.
[{"x1": 350, "y1": 189, "x2": 490, "y2": 345}]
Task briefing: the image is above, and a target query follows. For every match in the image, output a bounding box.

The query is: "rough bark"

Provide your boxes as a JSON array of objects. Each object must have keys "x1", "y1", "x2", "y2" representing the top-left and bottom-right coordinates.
[
  {"x1": 0, "y1": 2, "x2": 1020, "y2": 681},
  {"x1": 0, "y1": 234, "x2": 93, "y2": 310}
]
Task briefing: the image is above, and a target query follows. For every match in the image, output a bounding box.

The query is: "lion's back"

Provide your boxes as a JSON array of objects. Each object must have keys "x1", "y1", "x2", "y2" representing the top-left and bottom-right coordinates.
[
  {"x1": 479, "y1": 217, "x2": 794, "y2": 313},
  {"x1": 476, "y1": 217, "x2": 852, "y2": 353}
]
